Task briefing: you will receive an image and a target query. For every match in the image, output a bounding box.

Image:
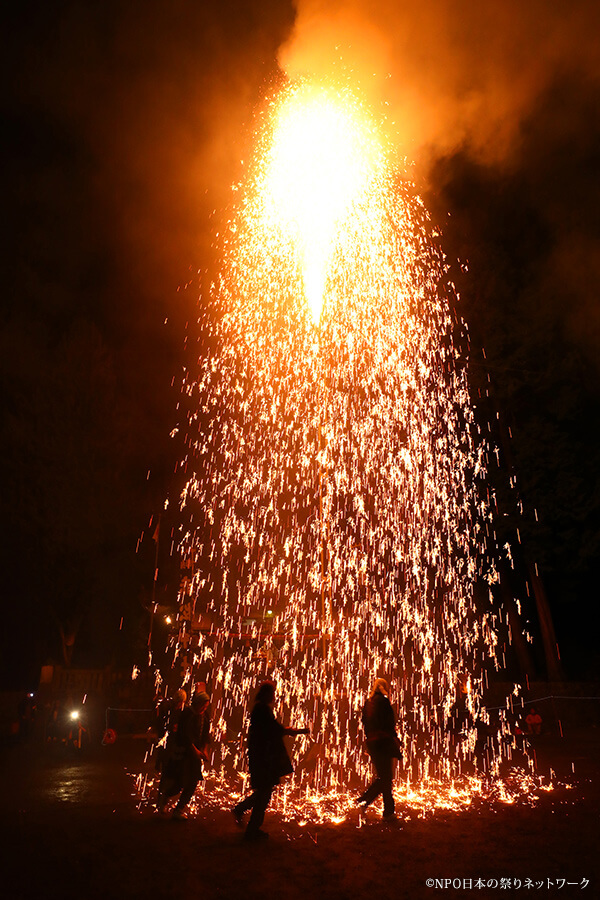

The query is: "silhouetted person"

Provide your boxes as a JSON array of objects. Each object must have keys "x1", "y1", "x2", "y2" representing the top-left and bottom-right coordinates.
[
  {"x1": 155, "y1": 689, "x2": 186, "y2": 774},
  {"x1": 525, "y1": 706, "x2": 543, "y2": 735},
  {"x1": 17, "y1": 694, "x2": 35, "y2": 741},
  {"x1": 46, "y1": 700, "x2": 61, "y2": 742},
  {"x1": 156, "y1": 689, "x2": 186, "y2": 738},
  {"x1": 357, "y1": 678, "x2": 401, "y2": 818},
  {"x1": 232, "y1": 681, "x2": 308, "y2": 840},
  {"x1": 157, "y1": 691, "x2": 210, "y2": 819}
]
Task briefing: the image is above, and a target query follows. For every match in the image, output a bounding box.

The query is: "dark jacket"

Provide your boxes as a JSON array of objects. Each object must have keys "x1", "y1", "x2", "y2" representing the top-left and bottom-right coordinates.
[
  {"x1": 247, "y1": 700, "x2": 293, "y2": 789},
  {"x1": 174, "y1": 704, "x2": 211, "y2": 777},
  {"x1": 362, "y1": 691, "x2": 401, "y2": 758}
]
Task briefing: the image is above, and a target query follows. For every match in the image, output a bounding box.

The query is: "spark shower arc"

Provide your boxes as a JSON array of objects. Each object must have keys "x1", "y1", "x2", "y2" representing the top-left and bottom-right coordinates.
[{"x1": 171, "y1": 81, "x2": 530, "y2": 816}]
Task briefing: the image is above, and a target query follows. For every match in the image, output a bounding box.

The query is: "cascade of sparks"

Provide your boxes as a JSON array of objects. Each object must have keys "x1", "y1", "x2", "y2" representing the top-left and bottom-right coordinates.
[{"x1": 170, "y1": 80, "x2": 533, "y2": 818}]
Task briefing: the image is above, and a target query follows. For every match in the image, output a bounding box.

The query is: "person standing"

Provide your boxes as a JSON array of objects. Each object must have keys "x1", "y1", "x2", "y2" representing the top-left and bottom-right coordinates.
[
  {"x1": 357, "y1": 677, "x2": 401, "y2": 819},
  {"x1": 232, "y1": 681, "x2": 308, "y2": 840}
]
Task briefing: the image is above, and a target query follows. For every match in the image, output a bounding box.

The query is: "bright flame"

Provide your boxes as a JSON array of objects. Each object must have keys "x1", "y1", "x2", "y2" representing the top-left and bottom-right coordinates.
[
  {"x1": 156, "y1": 77, "x2": 537, "y2": 823},
  {"x1": 263, "y1": 84, "x2": 383, "y2": 324}
]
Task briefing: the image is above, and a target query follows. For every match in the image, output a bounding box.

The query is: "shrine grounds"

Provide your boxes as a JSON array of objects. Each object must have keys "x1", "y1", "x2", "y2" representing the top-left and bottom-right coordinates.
[{"x1": 2, "y1": 726, "x2": 599, "y2": 900}]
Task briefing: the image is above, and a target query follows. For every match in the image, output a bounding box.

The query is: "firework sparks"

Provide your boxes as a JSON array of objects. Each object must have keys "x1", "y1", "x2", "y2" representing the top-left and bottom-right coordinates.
[{"x1": 167, "y1": 78, "x2": 534, "y2": 820}]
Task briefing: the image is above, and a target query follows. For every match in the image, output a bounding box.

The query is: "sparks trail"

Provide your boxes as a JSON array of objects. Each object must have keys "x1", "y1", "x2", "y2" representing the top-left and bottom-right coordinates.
[{"x1": 171, "y1": 79, "x2": 534, "y2": 817}]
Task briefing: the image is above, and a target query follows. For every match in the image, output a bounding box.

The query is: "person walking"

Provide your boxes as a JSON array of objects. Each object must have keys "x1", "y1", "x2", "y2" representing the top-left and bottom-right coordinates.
[
  {"x1": 155, "y1": 688, "x2": 187, "y2": 775},
  {"x1": 232, "y1": 681, "x2": 308, "y2": 840},
  {"x1": 357, "y1": 677, "x2": 401, "y2": 818},
  {"x1": 157, "y1": 690, "x2": 211, "y2": 819}
]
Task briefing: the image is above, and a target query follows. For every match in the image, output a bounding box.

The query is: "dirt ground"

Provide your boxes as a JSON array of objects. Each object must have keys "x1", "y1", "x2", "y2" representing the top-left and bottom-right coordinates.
[{"x1": 2, "y1": 731, "x2": 599, "y2": 900}]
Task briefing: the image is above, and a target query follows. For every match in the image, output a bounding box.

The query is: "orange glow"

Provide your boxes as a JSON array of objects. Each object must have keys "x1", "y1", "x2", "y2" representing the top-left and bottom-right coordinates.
[{"x1": 158, "y1": 77, "x2": 538, "y2": 822}]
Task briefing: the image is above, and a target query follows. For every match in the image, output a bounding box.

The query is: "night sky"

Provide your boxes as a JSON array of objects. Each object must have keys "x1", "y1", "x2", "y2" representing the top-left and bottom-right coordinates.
[{"x1": 2, "y1": 0, "x2": 599, "y2": 688}]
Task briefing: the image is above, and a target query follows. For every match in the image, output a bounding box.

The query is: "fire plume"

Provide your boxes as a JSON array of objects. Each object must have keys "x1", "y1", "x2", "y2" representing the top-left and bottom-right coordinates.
[
  {"x1": 262, "y1": 83, "x2": 384, "y2": 324},
  {"x1": 166, "y1": 77, "x2": 536, "y2": 821}
]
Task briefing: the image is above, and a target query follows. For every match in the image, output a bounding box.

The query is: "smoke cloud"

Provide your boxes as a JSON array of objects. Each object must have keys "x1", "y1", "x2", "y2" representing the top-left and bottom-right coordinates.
[{"x1": 278, "y1": 0, "x2": 600, "y2": 163}]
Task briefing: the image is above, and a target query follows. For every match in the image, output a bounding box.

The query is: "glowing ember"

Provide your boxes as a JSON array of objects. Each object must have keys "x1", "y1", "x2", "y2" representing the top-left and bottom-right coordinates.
[{"x1": 166, "y1": 77, "x2": 536, "y2": 821}]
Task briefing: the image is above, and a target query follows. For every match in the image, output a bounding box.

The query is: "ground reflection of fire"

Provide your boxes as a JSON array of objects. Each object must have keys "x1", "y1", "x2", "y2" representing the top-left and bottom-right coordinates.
[
  {"x1": 136, "y1": 767, "x2": 558, "y2": 822},
  {"x1": 150, "y1": 78, "x2": 545, "y2": 821}
]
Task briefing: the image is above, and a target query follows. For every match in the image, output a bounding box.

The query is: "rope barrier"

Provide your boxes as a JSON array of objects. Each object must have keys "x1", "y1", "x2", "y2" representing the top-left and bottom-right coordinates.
[{"x1": 485, "y1": 695, "x2": 600, "y2": 711}]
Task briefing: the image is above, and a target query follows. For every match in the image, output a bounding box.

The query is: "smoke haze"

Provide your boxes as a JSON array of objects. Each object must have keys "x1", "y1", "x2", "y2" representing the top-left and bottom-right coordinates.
[
  {"x1": 2, "y1": 1, "x2": 600, "y2": 681},
  {"x1": 279, "y1": 0, "x2": 600, "y2": 163}
]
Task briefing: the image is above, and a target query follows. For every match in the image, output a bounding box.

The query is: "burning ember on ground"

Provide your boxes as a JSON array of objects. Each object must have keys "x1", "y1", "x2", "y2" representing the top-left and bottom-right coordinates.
[{"x1": 148, "y1": 78, "x2": 548, "y2": 820}]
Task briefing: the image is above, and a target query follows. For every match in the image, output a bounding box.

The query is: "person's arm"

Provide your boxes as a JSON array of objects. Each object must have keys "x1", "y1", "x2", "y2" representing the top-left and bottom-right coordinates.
[
  {"x1": 198, "y1": 709, "x2": 210, "y2": 751},
  {"x1": 179, "y1": 709, "x2": 206, "y2": 759},
  {"x1": 361, "y1": 702, "x2": 369, "y2": 735},
  {"x1": 283, "y1": 726, "x2": 309, "y2": 736},
  {"x1": 384, "y1": 697, "x2": 396, "y2": 735}
]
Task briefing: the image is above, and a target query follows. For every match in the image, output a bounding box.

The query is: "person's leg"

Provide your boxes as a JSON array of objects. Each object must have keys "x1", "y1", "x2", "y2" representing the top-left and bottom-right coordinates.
[
  {"x1": 233, "y1": 793, "x2": 251, "y2": 827},
  {"x1": 233, "y1": 792, "x2": 256, "y2": 816},
  {"x1": 246, "y1": 785, "x2": 273, "y2": 835},
  {"x1": 173, "y1": 759, "x2": 202, "y2": 814},
  {"x1": 157, "y1": 759, "x2": 181, "y2": 809},
  {"x1": 358, "y1": 745, "x2": 384, "y2": 806},
  {"x1": 378, "y1": 756, "x2": 394, "y2": 816},
  {"x1": 174, "y1": 776, "x2": 199, "y2": 812},
  {"x1": 357, "y1": 778, "x2": 383, "y2": 806},
  {"x1": 370, "y1": 745, "x2": 394, "y2": 816}
]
